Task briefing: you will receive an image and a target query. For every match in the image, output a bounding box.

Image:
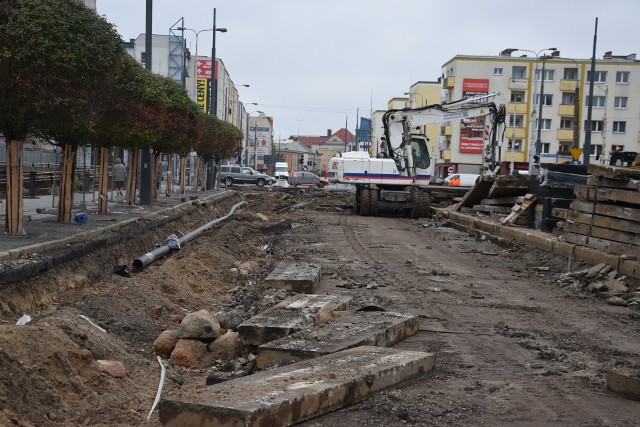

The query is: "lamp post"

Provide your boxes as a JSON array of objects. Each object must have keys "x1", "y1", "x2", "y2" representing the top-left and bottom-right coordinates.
[
  {"x1": 595, "y1": 83, "x2": 608, "y2": 163},
  {"x1": 176, "y1": 27, "x2": 213, "y2": 103},
  {"x1": 404, "y1": 92, "x2": 425, "y2": 108},
  {"x1": 502, "y1": 47, "x2": 557, "y2": 171},
  {"x1": 547, "y1": 56, "x2": 582, "y2": 152},
  {"x1": 206, "y1": 8, "x2": 227, "y2": 190}
]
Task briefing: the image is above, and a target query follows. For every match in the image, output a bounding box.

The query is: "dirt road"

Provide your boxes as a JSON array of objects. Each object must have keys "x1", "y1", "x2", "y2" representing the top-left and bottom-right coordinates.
[{"x1": 1, "y1": 190, "x2": 639, "y2": 426}]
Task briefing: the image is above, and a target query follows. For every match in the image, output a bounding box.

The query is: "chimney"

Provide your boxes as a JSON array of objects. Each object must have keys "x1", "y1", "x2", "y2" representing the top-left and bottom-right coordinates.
[
  {"x1": 551, "y1": 51, "x2": 560, "y2": 57},
  {"x1": 327, "y1": 129, "x2": 332, "y2": 137},
  {"x1": 603, "y1": 51, "x2": 613, "y2": 59}
]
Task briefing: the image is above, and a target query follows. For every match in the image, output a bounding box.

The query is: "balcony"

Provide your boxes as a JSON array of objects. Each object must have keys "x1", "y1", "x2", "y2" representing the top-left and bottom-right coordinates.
[
  {"x1": 441, "y1": 125, "x2": 452, "y2": 136},
  {"x1": 505, "y1": 151, "x2": 527, "y2": 162},
  {"x1": 560, "y1": 80, "x2": 578, "y2": 92},
  {"x1": 443, "y1": 149, "x2": 451, "y2": 161},
  {"x1": 558, "y1": 104, "x2": 576, "y2": 116},
  {"x1": 507, "y1": 103, "x2": 527, "y2": 114},
  {"x1": 557, "y1": 129, "x2": 574, "y2": 140},
  {"x1": 506, "y1": 127, "x2": 526, "y2": 138},
  {"x1": 509, "y1": 78, "x2": 528, "y2": 90},
  {"x1": 443, "y1": 76, "x2": 455, "y2": 89}
]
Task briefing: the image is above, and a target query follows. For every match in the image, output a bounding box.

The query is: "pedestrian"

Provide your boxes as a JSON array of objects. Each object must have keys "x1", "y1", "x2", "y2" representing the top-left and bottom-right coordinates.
[
  {"x1": 449, "y1": 175, "x2": 461, "y2": 186},
  {"x1": 112, "y1": 158, "x2": 126, "y2": 196}
]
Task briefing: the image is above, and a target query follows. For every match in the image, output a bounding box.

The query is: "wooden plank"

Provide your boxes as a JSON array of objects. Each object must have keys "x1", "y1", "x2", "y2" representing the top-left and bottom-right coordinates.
[
  {"x1": 587, "y1": 175, "x2": 640, "y2": 191},
  {"x1": 500, "y1": 193, "x2": 536, "y2": 226},
  {"x1": 553, "y1": 209, "x2": 640, "y2": 234},
  {"x1": 480, "y1": 196, "x2": 524, "y2": 205},
  {"x1": 562, "y1": 221, "x2": 640, "y2": 246},
  {"x1": 564, "y1": 231, "x2": 640, "y2": 257},
  {"x1": 570, "y1": 200, "x2": 640, "y2": 222},
  {"x1": 473, "y1": 205, "x2": 513, "y2": 214},
  {"x1": 574, "y1": 185, "x2": 640, "y2": 206},
  {"x1": 6, "y1": 139, "x2": 24, "y2": 234},
  {"x1": 179, "y1": 157, "x2": 186, "y2": 195},
  {"x1": 588, "y1": 163, "x2": 640, "y2": 180},
  {"x1": 98, "y1": 147, "x2": 109, "y2": 214},
  {"x1": 454, "y1": 176, "x2": 495, "y2": 210}
]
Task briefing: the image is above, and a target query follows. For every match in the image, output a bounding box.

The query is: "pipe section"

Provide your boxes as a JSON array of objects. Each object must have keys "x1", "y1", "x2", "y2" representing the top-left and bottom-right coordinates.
[{"x1": 133, "y1": 200, "x2": 247, "y2": 270}]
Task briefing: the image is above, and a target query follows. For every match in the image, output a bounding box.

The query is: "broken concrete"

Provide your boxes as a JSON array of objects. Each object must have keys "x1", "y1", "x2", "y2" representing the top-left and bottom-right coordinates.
[
  {"x1": 256, "y1": 311, "x2": 419, "y2": 369},
  {"x1": 237, "y1": 294, "x2": 352, "y2": 346},
  {"x1": 158, "y1": 345, "x2": 435, "y2": 427},
  {"x1": 263, "y1": 262, "x2": 322, "y2": 293}
]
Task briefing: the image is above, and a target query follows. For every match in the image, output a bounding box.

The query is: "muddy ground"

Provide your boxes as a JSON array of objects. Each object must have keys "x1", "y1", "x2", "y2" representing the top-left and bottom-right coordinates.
[{"x1": 1, "y1": 188, "x2": 639, "y2": 426}]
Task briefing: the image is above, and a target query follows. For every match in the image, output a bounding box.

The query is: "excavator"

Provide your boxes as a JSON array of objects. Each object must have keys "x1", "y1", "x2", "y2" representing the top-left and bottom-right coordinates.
[{"x1": 328, "y1": 92, "x2": 506, "y2": 218}]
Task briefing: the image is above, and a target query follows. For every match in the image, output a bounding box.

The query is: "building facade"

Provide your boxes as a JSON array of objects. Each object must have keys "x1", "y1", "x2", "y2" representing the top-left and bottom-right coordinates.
[{"x1": 439, "y1": 51, "x2": 640, "y2": 175}]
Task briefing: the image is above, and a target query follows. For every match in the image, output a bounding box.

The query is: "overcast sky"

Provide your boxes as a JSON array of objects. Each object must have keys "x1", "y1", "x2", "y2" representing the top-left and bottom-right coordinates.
[{"x1": 97, "y1": 0, "x2": 639, "y2": 139}]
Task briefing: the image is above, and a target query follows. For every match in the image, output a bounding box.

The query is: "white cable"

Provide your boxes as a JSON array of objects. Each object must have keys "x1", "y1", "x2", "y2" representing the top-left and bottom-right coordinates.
[{"x1": 147, "y1": 356, "x2": 167, "y2": 420}]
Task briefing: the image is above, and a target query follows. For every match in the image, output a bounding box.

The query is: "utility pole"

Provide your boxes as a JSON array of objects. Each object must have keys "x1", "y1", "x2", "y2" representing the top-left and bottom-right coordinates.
[
  {"x1": 583, "y1": 17, "x2": 599, "y2": 166},
  {"x1": 140, "y1": 0, "x2": 153, "y2": 205}
]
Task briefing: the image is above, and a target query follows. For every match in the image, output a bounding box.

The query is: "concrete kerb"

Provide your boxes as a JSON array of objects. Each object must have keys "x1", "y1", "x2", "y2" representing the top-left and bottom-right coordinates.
[
  {"x1": 443, "y1": 209, "x2": 640, "y2": 280},
  {"x1": 0, "y1": 191, "x2": 240, "y2": 285}
]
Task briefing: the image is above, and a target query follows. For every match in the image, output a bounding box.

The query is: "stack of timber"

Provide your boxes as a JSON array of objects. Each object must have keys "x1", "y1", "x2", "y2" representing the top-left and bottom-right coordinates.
[
  {"x1": 456, "y1": 174, "x2": 532, "y2": 224},
  {"x1": 553, "y1": 163, "x2": 640, "y2": 257}
]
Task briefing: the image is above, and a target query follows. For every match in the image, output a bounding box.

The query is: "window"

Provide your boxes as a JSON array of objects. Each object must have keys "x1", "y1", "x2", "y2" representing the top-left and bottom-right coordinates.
[
  {"x1": 507, "y1": 139, "x2": 523, "y2": 151},
  {"x1": 616, "y1": 71, "x2": 630, "y2": 83},
  {"x1": 611, "y1": 145, "x2": 624, "y2": 152},
  {"x1": 508, "y1": 114, "x2": 524, "y2": 127},
  {"x1": 587, "y1": 70, "x2": 607, "y2": 83},
  {"x1": 535, "y1": 94, "x2": 553, "y2": 106},
  {"x1": 559, "y1": 142, "x2": 571, "y2": 153},
  {"x1": 510, "y1": 91, "x2": 525, "y2": 103},
  {"x1": 512, "y1": 66, "x2": 526, "y2": 79},
  {"x1": 494, "y1": 67, "x2": 503, "y2": 76},
  {"x1": 585, "y1": 96, "x2": 606, "y2": 107},
  {"x1": 563, "y1": 68, "x2": 578, "y2": 80},
  {"x1": 535, "y1": 69, "x2": 555, "y2": 81},
  {"x1": 589, "y1": 145, "x2": 603, "y2": 157},
  {"x1": 612, "y1": 121, "x2": 626, "y2": 133},
  {"x1": 614, "y1": 96, "x2": 628, "y2": 108},
  {"x1": 140, "y1": 52, "x2": 146, "y2": 63},
  {"x1": 585, "y1": 120, "x2": 603, "y2": 132},
  {"x1": 542, "y1": 143, "x2": 551, "y2": 154},
  {"x1": 538, "y1": 119, "x2": 551, "y2": 130},
  {"x1": 560, "y1": 118, "x2": 573, "y2": 129},
  {"x1": 561, "y1": 93, "x2": 575, "y2": 105}
]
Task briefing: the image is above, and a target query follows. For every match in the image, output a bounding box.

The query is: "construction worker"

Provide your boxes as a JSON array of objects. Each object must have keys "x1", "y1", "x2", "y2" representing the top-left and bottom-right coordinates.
[{"x1": 448, "y1": 175, "x2": 461, "y2": 186}]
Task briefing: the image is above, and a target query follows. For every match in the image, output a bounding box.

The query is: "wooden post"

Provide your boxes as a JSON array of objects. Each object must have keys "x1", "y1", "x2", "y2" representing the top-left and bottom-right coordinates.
[
  {"x1": 97, "y1": 147, "x2": 109, "y2": 213},
  {"x1": 57, "y1": 144, "x2": 75, "y2": 223},
  {"x1": 179, "y1": 156, "x2": 186, "y2": 195},
  {"x1": 5, "y1": 139, "x2": 24, "y2": 234},
  {"x1": 152, "y1": 151, "x2": 160, "y2": 201},
  {"x1": 166, "y1": 154, "x2": 173, "y2": 197},
  {"x1": 126, "y1": 149, "x2": 139, "y2": 205},
  {"x1": 192, "y1": 157, "x2": 201, "y2": 193}
]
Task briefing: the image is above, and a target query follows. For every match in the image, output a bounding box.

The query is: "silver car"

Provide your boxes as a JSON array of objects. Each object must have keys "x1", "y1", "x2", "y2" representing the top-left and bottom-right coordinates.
[
  {"x1": 287, "y1": 171, "x2": 329, "y2": 188},
  {"x1": 219, "y1": 165, "x2": 273, "y2": 187}
]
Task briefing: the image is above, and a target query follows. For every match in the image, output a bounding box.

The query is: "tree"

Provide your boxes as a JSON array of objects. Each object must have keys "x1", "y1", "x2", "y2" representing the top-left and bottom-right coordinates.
[{"x1": 196, "y1": 115, "x2": 243, "y2": 182}]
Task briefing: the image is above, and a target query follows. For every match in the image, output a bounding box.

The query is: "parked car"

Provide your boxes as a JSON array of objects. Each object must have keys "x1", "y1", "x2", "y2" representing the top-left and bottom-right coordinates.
[
  {"x1": 444, "y1": 173, "x2": 481, "y2": 187},
  {"x1": 287, "y1": 171, "x2": 329, "y2": 188},
  {"x1": 219, "y1": 165, "x2": 274, "y2": 187},
  {"x1": 429, "y1": 176, "x2": 445, "y2": 186}
]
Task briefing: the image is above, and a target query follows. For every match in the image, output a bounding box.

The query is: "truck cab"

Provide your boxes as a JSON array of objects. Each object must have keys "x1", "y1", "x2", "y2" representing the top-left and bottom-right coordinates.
[{"x1": 274, "y1": 162, "x2": 289, "y2": 180}]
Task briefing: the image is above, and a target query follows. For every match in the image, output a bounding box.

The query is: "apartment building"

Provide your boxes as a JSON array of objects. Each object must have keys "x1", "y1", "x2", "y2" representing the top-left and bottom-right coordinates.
[{"x1": 438, "y1": 51, "x2": 640, "y2": 175}]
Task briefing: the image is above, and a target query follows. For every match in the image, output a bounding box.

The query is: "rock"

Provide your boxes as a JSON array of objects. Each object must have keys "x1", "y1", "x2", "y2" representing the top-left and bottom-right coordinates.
[
  {"x1": 205, "y1": 373, "x2": 226, "y2": 386},
  {"x1": 150, "y1": 305, "x2": 163, "y2": 320},
  {"x1": 606, "y1": 296, "x2": 628, "y2": 306},
  {"x1": 622, "y1": 292, "x2": 640, "y2": 301},
  {"x1": 216, "y1": 311, "x2": 244, "y2": 331},
  {"x1": 585, "y1": 263, "x2": 606, "y2": 278},
  {"x1": 171, "y1": 314, "x2": 184, "y2": 323},
  {"x1": 603, "y1": 279, "x2": 629, "y2": 294},
  {"x1": 206, "y1": 332, "x2": 245, "y2": 360},
  {"x1": 153, "y1": 330, "x2": 179, "y2": 356},
  {"x1": 170, "y1": 339, "x2": 208, "y2": 367},
  {"x1": 95, "y1": 360, "x2": 126, "y2": 378},
  {"x1": 254, "y1": 213, "x2": 268, "y2": 221},
  {"x1": 590, "y1": 282, "x2": 607, "y2": 293},
  {"x1": 315, "y1": 310, "x2": 353, "y2": 325},
  {"x1": 220, "y1": 361, "x2": 236, "y2": 372},
  {"x1": 177, "y1": 310, "x2": 221, "y2": 341},
  {"x1": 238, "y1": 261, "x2": 260, "y2": 272}
]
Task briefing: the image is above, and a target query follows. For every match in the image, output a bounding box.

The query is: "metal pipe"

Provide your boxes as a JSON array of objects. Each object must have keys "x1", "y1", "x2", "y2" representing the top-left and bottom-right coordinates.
[{"x1": 133, "y1": 200, "x2": 247, "y2": 270}]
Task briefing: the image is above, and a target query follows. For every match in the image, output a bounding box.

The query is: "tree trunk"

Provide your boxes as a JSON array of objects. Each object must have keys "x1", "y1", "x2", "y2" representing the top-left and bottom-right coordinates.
[
  {"x1": 57, "y1": 144, "x2": 75, "y2": 223},
  {"x1": 166, "y1": 154, "x2": 173, "y2": 197},
  {"x1": 192, "y1": 157, "x2": 201, "y2": 193},
  {"x1": 179, "y1": 156, "x2": 186, "y2": 195},
  {"x1": 126, "y1": 149, "x2": 139, "y2": 205},
  {"x1": 97, "y1": 146, "x2": 109, "y2": 214},
  {"x1": 5, "y1": 139, "x2": 24, "y2": 234},
  {"x1": 153, "y1": 151, "x2": 160, "y2": 201}
]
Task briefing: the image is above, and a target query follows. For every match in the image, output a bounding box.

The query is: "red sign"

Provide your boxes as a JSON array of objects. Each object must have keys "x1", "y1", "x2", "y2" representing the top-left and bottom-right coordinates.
[
  {"x1": 460, "y1": 78, "x2": 489, "y2": 153},
  {"x1": 197, "y1": 59, "x2": 211, "y2": 79},
  {"x1": 462, "y1": 78, "x2": 489, "y2": 95}
]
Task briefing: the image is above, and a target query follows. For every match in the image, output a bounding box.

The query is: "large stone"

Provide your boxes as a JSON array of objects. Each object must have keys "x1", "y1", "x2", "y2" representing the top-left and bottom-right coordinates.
[
  {"x1": 216, "y1": 310, "x2": 244, "y2": 331},
  {"x1": 206, "y1": 332, "x2": 245, "y2": 360},
  {"x1": 178, "y1": 310, "x2": 221, "y2": 341},
  {"x1": 153, "y1": 329, "x2": 179, "y2": 357},
  {"x1": 603, "y1": 279, "x2": 629, "y2": 294},
  {"x1": 257, "y1": 311, "x2": 419, "y2": 369},
  {"x1": 159, "y1": 346, "x2": 435, "y2": 427},
  {"x1": 264, "y1": 262, "x2": 322, "y2": 293},
  {"x1": 95, "y1": 360, "x2": 126, "y2": 378},
  {"x1": 237, "y1": 294, "x2": 352, "y2": 346},
  {"x1": 170, "y1": 339, "x2": 208, "y2": 368}
]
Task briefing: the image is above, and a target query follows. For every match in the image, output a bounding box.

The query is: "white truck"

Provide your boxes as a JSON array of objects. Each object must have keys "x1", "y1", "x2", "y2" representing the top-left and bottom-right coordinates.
[
  {"x1": 328, "y1": 93, "x2": 506, "y2": 218},
  {"x1": 274, "y1": 162, "x2": 289, "y2": 180}
]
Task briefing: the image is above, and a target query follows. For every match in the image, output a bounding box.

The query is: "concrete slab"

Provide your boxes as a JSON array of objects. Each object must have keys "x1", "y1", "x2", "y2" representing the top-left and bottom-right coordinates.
[
  {"x1": 256, "y1": 311, "x2": 419, "y2": 369},
  {"x1": 263, "y1": 262, "x2": 322, "y2": 293},
  {"x1": 237, "y1": 294, "x2": 352, "y2": 346},
  {"x1": 158, "y1": 345, "x2": 435, "y2": 427}
]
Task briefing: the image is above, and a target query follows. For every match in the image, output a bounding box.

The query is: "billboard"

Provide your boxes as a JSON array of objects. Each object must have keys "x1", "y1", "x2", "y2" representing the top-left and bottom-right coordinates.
[
  {"x1": 250, "y1": 126, "x2": 270, "y2": 160},
  {"x1": 196, "y1": 78, "x2": 209, "y2": 113},
  {"x1": 459, "y1": 78, "x2": 489, "y2": 153},
  {"x1": 197, "y1": 59, "x2": 211, "y2": 79}
]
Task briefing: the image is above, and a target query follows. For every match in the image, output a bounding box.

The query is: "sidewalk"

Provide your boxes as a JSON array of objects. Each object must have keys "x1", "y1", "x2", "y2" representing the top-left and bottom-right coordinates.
[{"x1": 0, "y1": 184, "x2": 227, "y2": 260}]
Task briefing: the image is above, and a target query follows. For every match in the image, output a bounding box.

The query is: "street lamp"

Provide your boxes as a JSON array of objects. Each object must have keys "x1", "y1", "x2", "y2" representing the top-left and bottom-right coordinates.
[
  {"x1": 547, "y1": 56, "x2": 582, "y2": 152},
  {"x1": 207, "y1": 8, "x2": 227, "y2": 190},
  {"x1": 503, "y1": 47, "x2": 557, "y2": 170},
  {"x1": 404, "y1": 92, "x2": 425, "y2": 108},
  {"x1": 177, "y1": 27, "x2": 213, "y2": 103}
]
